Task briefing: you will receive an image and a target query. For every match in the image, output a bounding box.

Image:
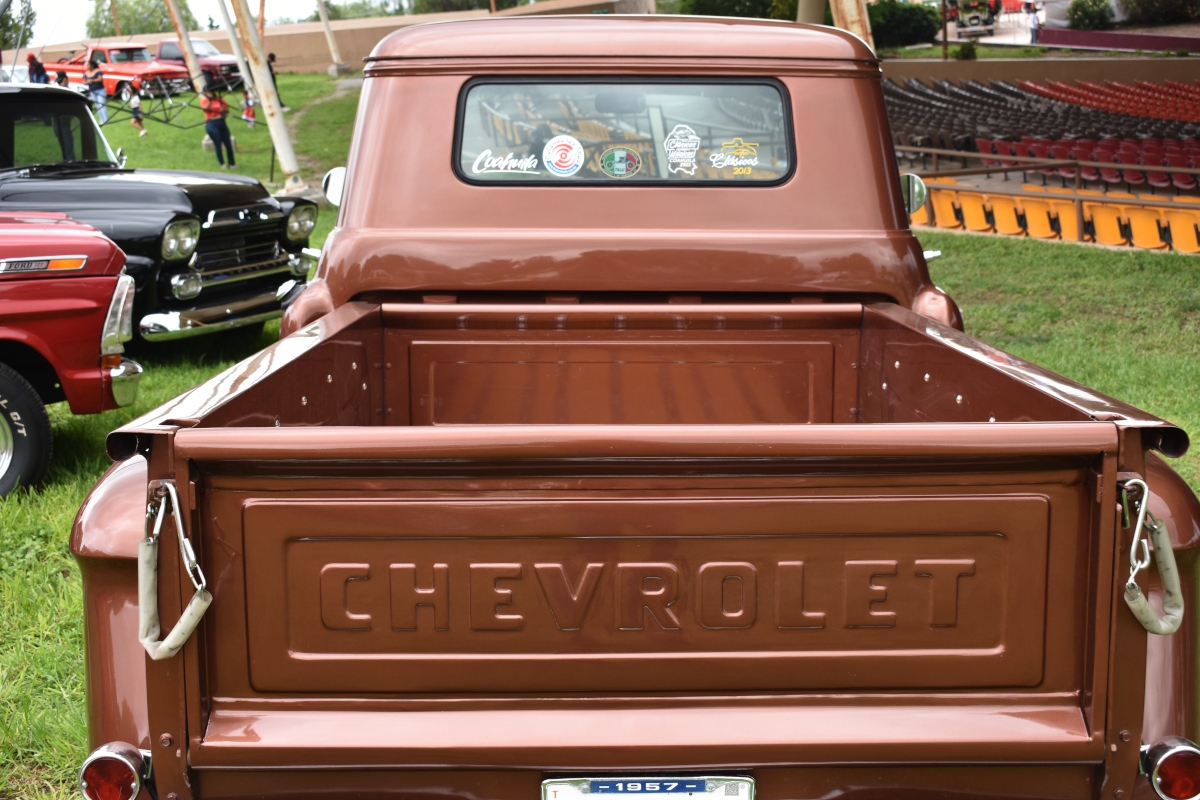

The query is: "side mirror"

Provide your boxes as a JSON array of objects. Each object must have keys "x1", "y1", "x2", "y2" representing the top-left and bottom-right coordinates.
[
  {"x1": 322, "y1": 166, "x2": 346, "y2": 207},
  {"x1": 899, "y1": 173, "x2": 927, "y2": 215},
  {"x1": 116, "y1": 147, "x2": 127, "y2": 169}
]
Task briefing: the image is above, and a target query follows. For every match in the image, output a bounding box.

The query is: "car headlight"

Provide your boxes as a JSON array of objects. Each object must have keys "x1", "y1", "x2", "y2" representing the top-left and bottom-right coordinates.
[
  {"x1": 162, "y1": 220, "x2": 200, "y2": 260},
  {"x1": 286, "y1": 205, "x2": 317, "y2": 241}
]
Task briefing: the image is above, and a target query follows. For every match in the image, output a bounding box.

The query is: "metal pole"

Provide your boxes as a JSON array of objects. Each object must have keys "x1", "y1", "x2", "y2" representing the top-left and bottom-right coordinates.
[
  {"x1": 942, "y1": 0, "x2": 949, "y2": 60},
  {"x1": 111, "y1": 0, "x2": 123, "y2": 36},
  {"x1": 795, "y1": 0, "x2": 825, "y2": 23},
  {"x1": 215, "y1": 0, "x2": 253, "y2": 91},
  {"x1": 488, "y1": 0, "x2": 496, "y2": 12},
  {"x1": 1074, "y1": 161, "x2": 1084, "y2": 242},
  {"x1": 257, "y1": 0, "x2": 266, "y2": 42},
  {"x1": 315, "y1": 0, "x2": 348, "y2": 75},
  {"x1": 829, "y1": 0, "x2": 875, "y2": 51},
  {"x1": 228, "y1": 0, "x2": 304, "y2": 190},
  {"x1": 163, "y1": 0, "x2": 207, "y2": 93}
]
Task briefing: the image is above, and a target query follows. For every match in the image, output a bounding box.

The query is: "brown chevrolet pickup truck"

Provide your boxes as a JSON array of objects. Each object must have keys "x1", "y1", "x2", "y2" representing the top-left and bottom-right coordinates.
[{"x1": 72, "y1": 16, "x2": 1200, "y2": 800}]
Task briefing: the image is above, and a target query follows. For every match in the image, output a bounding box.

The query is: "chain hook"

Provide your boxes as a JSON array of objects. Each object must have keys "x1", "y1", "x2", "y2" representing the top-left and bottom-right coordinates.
[{"x1": 1120, "y1": 477, "x2": 1183, "y2": 636}]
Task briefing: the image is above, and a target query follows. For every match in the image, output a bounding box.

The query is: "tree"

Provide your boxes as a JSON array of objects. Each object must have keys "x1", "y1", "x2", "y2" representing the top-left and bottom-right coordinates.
[
  {"x1": 85, "y1": 0, "x2": 199, "y2": 38},
  {"x1": 0, "y1": 0, "x2": 37, "y2": 51}
]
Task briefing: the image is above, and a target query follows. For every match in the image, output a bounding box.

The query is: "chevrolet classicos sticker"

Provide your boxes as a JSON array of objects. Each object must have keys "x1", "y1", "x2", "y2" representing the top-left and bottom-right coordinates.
[
  {"x1": 543, "y1": 135, "x2": 585, "y2": 177},
  {"x1": 710, "y1": 137, "x2": 760, "y2": 170},
  {"x1": 600, "y1": 147, "x2": 642, "y2": 178},
  {"x1": 471, "y1": 150, "x2": 539, "y2": 175},
  {"x1": 663, "y1": 124, "x2": 701, "y2": 175}
]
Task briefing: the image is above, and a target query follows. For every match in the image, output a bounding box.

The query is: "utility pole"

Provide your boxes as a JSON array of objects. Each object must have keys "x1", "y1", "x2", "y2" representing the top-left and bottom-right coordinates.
[
  {"x1": 228, "y1": 0, "x2": 304, "y2": 191},
  {"x1": 163, "y1": 0, "x2": 207, "y2": 93},
  {"x1": 941, "y1": 0, "x2": 949, "y2": 59},
  {"x1": 110, "y1": 0, "x2": 123, "y2": 36},
  {"x1": 215, "y1": 0, "x2": 254, "y2": 91},
  {"x1": 795, "y1": 0, "x2": 824, "y2": 24},
  {"x1": 315, "y1": 0, "x2": 349, "y2": 75},
  {"x1": 828, "y1": 0, "x2": 874, "y2": 50}
]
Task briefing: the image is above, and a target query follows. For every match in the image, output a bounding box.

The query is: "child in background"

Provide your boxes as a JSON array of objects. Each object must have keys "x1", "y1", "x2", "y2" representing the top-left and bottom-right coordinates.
[
  {"x1": 129, "y1": 92, "x2": 147, "y2": 137},
  {"x1": 240, "y1": 88, "x2": 256, "y2": 129}
]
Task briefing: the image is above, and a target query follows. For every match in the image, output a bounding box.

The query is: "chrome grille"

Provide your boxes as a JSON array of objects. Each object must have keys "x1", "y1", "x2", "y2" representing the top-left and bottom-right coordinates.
[{"x1": 195, "y1": 228, "x2": 289, "y2": 287}]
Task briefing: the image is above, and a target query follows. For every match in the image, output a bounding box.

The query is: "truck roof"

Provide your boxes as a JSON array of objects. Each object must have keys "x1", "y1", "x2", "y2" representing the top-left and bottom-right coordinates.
[{"x1": 368, "y1": 16, "x2": 875, "y2": 63}]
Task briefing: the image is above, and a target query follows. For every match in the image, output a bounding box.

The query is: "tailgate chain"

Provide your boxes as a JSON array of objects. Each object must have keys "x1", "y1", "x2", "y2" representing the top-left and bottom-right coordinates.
[
  {"x1": 138, "y1": 480, "x2": 213, "y2": 660},
  {"x1": 1121, "y1": 478, "x2": 1184, "y2": 636}
]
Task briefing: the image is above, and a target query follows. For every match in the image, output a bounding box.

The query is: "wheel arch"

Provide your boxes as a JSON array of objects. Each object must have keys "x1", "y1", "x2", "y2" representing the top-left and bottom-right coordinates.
[{"x1": 0, "y1": 338, "x2": 64, "y2": 405}]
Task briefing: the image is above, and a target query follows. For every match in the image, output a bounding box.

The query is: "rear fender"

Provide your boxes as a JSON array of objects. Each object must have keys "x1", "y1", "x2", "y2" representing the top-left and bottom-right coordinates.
[
  {"x1": 71, "y1": 455, "x2": 150, "y2": 751},
  {"x1": 1143, "y1": 453, "x2": 1200, "y2": 744}
]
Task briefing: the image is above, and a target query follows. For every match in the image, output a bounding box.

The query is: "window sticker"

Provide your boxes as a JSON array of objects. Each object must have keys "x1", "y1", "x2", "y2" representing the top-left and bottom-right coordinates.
[
  {"x1": 600, "y1": 147, "x2": 642, "y2": 178},
  {"x1": 457, "y1": 80, "x2": 792, "y2": 185},
  {"x1": 663, "y1": 124, "x2": 701, "y2": 176},
  {"x1": 472, "y1": 150, "x2": 540, "y2": 176},
  {"x1": 543, "y1": 134, "x2": 586, "y2": 177},
  {"x1": 710, "y1": 138, "x2": 760, "y2": 175}
]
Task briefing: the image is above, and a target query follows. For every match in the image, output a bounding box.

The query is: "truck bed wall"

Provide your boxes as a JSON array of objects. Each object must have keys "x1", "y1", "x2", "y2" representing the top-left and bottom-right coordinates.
[{"x1": 195, "y1": 302, "x2": 1094, "y2": 431}]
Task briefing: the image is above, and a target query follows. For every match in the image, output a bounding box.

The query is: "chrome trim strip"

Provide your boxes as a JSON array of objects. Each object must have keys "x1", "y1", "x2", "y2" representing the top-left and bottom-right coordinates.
[
  {"x1": 140, "y1": 308, "x2": 281, "y2": 341},
  {"x1": 0, "y1": 253, "x2": 88, "y2": 273},
  {"x1": 197, "y1": 260, "x2": 291, "y2": 288}
]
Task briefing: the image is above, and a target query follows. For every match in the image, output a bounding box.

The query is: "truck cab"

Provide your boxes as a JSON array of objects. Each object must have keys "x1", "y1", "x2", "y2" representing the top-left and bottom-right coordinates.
[{"x1": 73, "y1": 17, "x2": 1199, "y2": 800}]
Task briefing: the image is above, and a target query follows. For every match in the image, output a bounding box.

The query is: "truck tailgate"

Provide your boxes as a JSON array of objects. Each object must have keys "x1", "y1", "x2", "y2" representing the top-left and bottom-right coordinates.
[{"x1": 168, "y1": 422, "x2": 1119, "y2": 769}]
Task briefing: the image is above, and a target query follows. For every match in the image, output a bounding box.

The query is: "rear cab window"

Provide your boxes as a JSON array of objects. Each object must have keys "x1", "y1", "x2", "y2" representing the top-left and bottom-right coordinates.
[{"x1": 456, "y1": 79, "x2": 794, "y2": 185}]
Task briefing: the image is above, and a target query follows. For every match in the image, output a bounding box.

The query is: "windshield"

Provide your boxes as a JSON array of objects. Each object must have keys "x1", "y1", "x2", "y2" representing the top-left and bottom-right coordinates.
[
  {"x1": 190, "y1": 40, "x2": 221, "y2": 56},
  {"x1": 0, "y1": 99, "x2": 118, "y2": 169},
  {"x1": 108, "y1": 48, "x2": 152, "y2": 63},
  {"x1": 457, "y1": 79, "x2": 793, "y2": 185}
]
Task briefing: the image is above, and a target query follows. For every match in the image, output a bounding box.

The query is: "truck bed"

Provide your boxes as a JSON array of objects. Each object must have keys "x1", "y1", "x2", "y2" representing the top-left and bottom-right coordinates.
[{"x1": 109, "y1": 300, "x2": 1183, "y2": 793}]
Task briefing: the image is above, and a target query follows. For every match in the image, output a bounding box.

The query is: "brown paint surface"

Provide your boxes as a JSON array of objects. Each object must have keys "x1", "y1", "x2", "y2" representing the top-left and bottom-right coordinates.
[{"x1": 69, "y1": 17, "x2": 1200, "y2": 800}]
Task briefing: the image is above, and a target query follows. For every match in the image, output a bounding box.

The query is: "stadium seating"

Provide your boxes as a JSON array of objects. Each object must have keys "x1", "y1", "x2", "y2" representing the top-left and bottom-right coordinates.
[{"x1": 1165, "y1": 209, "x2": 1200, "y2": 253}]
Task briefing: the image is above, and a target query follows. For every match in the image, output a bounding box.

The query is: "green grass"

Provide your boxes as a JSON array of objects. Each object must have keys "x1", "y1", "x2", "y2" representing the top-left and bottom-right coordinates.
[
  {"x1": 102, "y1": 74, "x2": 339, "y2": 192},
  {"x1": 3, "y1": 74, "x2": 1200, "y2": 798},
  {"x1": 919, "y1": 230, "x2": 1200, "y2": 489}
]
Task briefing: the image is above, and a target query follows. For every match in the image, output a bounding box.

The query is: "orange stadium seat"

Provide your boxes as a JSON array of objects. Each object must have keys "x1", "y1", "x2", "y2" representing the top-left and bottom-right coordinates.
[
  {"x1": 930, "y1": 189, "x2": 963, "y2": 229},
  {"x1": 958, "y1": 192, "x2": 994, "y2": 232},
  {"x1": 1125, "y1": 207, "x2": 1169, "y2": 250},
  {"x1": 1085, "y1": 203, "x2": 1129, "y2": 247},
  {"x1": 986, "y1": 195, "x2": 1026, "y2": 236},
  {"x1": 1020, "y1": 198, "x2": 1059, "y2": 239},
  {"x1": 1048, "y1": 199, "x2": 1086, "y2": 242},
  {"x1": 1164, "y1": 209, "x2": 1200, "y2": 253}
]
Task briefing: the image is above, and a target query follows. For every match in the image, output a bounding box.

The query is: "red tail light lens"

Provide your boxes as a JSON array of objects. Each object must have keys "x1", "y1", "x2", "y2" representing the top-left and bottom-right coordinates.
[
  {"x1": 1158, "y1": 749, "x2": 1200, "y2": 800},
  {"x1": 79, "y1": 743, "x2": 143, "y2": 800}
]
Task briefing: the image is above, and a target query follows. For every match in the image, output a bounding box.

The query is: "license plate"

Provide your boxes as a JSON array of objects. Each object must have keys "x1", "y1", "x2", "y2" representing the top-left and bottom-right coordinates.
[{"x1": 543, "y1": 777, "x2": 754, "y2": 800}]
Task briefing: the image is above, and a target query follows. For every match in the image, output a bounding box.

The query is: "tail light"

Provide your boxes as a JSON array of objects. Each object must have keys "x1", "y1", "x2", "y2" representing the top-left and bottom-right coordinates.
[
  {"x1": 1144, "y1": 737, "x2": 1200, "y2": 800},
  {"x1": 79, "y1": 742, "x2": 145, "y2": 800}
]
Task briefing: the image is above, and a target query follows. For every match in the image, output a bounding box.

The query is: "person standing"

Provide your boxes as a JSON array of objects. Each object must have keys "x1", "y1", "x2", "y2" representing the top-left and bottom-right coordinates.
[
  {"x1": 84, "y1": 60, "x2": 107, "y2": 124},
  {"x1": 54, "y1": 71, "x2": 69, "y2": 87},
  {"x1": 240, "y1": 87, "x2": 256, "y2": 129},
  {"x1": 267, "y1": 52, "x2": 289, "y2": 112},
  {"x1": 25, "y1": 53, "x2": 48, "y2": 84},
  {"x1": 129, "y1": 92, "x2": 147, "y2": 137},
  {"x1": 200, "y1": 88, "x2": 236, "y2": 169},
  {"x1": 1028, "y1": 4, "x2": 1040, "y2": 44}
]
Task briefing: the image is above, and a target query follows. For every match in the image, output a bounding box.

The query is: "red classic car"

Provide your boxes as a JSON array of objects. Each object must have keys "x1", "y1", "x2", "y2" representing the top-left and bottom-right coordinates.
[
  {"x1": 46, "y1": 44, "x2": 191, "y2": 101},
  {"x1": 0, "y1": 212, "x2": 141, "y2": 495},
  {"x1": 155, "y1": 39, "x2": 242, "y2": 91}
]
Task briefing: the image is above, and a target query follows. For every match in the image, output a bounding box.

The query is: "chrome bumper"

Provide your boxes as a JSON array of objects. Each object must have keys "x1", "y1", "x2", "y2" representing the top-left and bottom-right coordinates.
[
  {"x1": 139, "y1": 281, "x2": 301, "y2": 342},
  {"x1": 110, "y1": 358, "x2": 143, "y2": 407}
]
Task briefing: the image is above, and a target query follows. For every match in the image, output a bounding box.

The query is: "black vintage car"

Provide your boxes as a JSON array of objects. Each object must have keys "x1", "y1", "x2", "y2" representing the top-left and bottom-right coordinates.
[{"x1": 0, "y1": 84, "x2": 316, "y2": 340}]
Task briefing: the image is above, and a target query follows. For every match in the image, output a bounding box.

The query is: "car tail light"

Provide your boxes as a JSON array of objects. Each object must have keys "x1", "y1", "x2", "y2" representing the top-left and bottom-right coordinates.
[
  {"x1": 79, "y1": 742, "x2": 144, "y2": 800},
  {"x1": 1144, "y1": 737, "x2": 1200, "y2": 800}
]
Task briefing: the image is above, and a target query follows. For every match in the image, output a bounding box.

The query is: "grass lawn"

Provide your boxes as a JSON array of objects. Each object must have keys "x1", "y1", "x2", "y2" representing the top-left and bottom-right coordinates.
[
  {"x1": 2, "y1": 75, "x2": 1199, "y2": 798},
  {"x1": 101, "y1": 73, "x2": 338, "y2": 193}
]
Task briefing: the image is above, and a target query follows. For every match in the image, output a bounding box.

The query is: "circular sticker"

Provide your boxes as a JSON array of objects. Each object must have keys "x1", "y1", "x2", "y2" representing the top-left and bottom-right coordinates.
[
  {"x1": 600, "y1": 147, "x2": 642, "y2": 179},
  {"x1": 542, "y1": 135, "x2": 585, "y2": 177}
]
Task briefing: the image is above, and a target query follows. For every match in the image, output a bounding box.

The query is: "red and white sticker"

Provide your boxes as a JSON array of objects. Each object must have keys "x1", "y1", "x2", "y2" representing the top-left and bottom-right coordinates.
[{"x1": 543, "y1": 135, "x2": 585, "y2": 177}]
